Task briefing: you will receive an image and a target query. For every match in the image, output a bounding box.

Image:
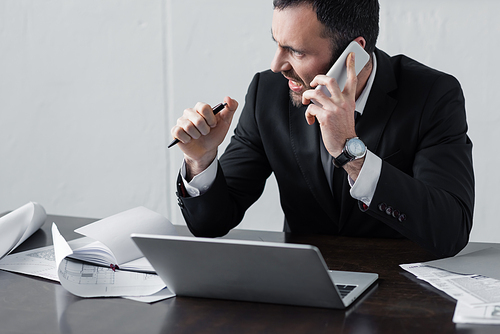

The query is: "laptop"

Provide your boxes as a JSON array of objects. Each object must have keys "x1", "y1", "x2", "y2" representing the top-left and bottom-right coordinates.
[{"x1": 131, "y1": 234, "x2": 378, "y2": 309}]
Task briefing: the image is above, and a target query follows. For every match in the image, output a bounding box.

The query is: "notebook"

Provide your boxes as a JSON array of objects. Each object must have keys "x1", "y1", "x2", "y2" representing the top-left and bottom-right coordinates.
[{"x1": 131, "y1": 234, "x2": 378, "y2": 309}]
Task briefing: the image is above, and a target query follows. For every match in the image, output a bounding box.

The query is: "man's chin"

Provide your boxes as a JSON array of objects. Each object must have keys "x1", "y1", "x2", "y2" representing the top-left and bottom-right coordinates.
[{"x1": 289, "y1": 90, "x2": 303, "y2": 108}]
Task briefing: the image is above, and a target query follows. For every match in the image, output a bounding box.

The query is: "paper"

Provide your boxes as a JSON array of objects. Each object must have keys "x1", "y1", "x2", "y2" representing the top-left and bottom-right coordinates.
[
  {"x1": 400, "y1": 263, "x2": 500, "y2": 306},
  {"x1": 0, "y1": 237, "x2": 95, "y2": 281},
  {"x1": 0, "y1": 206, "x2": 177, "y2": 301},
  {"x1": 72, "y1": 206, "x2": 177, "y2": 269},
  {"x1": 0, "y1": 239, "x2": 175, "y2": 303},
  {"x1": 403, "y1": 246, "x2": 500, "y2": 325},
  {"x1": 52, "y1": 223, "x2": 167, "y2": 298},
  {"x1": 425, "y1": 248, "x2": 500, "y2": 281},
  {"x1": 0, "y1": 244, "x2": 60, "y2": 281},
  {"x1": 124, "y1": 287, "x2": 176, "y2": 303},
  {"x1": 401, "y1": 262, "x2": 500, "y2": 325},
  {"x1": 0, "y1": 203, "x2": 177, "y2": 302},
  {"x1": 453, "y1": 301, "x2": 500, "y2": 324},
  {"x1": 0, "y1": 202, "x2": 46, "y2": 259}
]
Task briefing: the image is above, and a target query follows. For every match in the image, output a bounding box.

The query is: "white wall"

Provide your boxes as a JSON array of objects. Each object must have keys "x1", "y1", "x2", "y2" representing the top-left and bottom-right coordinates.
[
  {"x1": 0, "y1": 0, "x2": 168, "y2": 219},
  {"x1": 0, "y1": 0, "x2": 498, "y2": 242}
]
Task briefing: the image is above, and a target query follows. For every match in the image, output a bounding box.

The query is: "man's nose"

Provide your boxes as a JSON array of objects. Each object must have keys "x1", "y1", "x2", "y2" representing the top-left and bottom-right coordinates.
[{"x1": 271, "y1": 47, "x2": 291, "y2": 73}]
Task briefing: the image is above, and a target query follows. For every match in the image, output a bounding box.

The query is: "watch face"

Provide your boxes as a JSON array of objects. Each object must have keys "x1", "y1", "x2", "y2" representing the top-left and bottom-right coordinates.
[{"x1": 346, "y1": 138, "x2": 366, "y2": 157}]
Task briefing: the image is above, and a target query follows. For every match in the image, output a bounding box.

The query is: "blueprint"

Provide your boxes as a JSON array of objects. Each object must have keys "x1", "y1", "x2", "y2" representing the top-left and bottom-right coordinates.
[
  {"x1": 0, "y1": 244, "x2": 59, "y2": 281},
  {"x1": 52, "y1": 223, "x2": 167, "y2": 298},
  {"x1": 0, "y1": 225, "x2": 170, "y2": 300},
  {"x1": 0, "y1": 237, "x2": 95, "y2": 282},
  {"x1": 57, "y1": 256, "x2": 165, "y2": 297}
]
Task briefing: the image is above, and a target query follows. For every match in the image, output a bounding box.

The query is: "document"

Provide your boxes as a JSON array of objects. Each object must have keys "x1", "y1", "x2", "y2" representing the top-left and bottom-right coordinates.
[
  {"x1": 0, "y1": 243, "x2": 60, "y2": 281},
  {"x1": 401, "y1": 261, "x2": 500, "y2": 325},
  {"x1": 52, "y1": 223, "x2": 167, "y2": 298},
  {"x1": 453, "y1": 301, "x2": 500, "y2": 324},
  {"x1": 0, "y1": 206, "x2": 179, "y2": 302},
  {"x1": 416, "y1": 247, "x2": 500, "y2": 325},
  {"x1": 0, "y1": 238, "x2": 174, "y2": 302},
  {"x1": 69, "y1": 206, "x2": 178, "y2": 272},
  {"x1": 425, "y1": 247, "x2": 500, "y2": 281},
  {"x1": 400, "y1": 263, "x2": 500, "y2": 306},
  {"x1": 0, "y1": 202, "x2": 46, "y2": 259},
  {"x1": 124, "y1": 287, "x2": 176, "y2": 303}
]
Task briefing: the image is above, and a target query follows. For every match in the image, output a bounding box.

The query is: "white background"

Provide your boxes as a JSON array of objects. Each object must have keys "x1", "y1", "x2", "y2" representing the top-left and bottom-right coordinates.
[{"x1": 0, "y1": 0, "x2": 497, "y2": 242}]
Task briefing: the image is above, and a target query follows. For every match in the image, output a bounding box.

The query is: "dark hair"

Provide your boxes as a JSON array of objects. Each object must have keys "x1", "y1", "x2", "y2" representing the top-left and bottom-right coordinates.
[{"x1": 273, "y1": 0, "x2": 379, "y2": 61}]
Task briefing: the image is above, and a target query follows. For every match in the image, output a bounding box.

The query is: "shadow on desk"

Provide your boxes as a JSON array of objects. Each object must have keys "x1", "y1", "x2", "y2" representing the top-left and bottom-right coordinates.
[
  {"x1": 158, "y1": 284, "x2": 377, "y2": 334},
  {"x1": 51, "y1": 281, "x2": 376, "y2": 334}
]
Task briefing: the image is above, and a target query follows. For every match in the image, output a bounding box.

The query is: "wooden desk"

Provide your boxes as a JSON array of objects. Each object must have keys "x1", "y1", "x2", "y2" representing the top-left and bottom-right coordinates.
[{"x1": 0, "y1": 213, "x2": 496, "y2": 333}]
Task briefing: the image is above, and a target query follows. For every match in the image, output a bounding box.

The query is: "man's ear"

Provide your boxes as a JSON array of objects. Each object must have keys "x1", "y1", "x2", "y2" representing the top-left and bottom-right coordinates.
[{"x1": 353, "y1": 36, "x2": 366, "y2": 49}]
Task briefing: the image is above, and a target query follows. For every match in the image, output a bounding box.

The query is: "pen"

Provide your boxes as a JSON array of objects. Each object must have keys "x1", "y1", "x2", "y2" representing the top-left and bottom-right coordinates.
[{"x1": 168, "y1": 102, "x2": 227, "y2": 148}]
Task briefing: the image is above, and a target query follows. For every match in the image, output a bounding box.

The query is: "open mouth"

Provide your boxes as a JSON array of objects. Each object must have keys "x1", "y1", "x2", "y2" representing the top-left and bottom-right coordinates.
[
  {"x1": 284, "y1": 74, "x2": 305, "y2": 93},
  {"x1": 288, "y1": 79, "x2": 303, "y2": 92}
]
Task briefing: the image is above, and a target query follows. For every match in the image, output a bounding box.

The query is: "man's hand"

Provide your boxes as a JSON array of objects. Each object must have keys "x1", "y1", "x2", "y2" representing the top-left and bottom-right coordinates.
[
  {"x1": 301, "y1": 53, "x2": 364, "y2": 179},
  {"x1": 170, "y1": 96, "x2": 238, "y2": 179}
]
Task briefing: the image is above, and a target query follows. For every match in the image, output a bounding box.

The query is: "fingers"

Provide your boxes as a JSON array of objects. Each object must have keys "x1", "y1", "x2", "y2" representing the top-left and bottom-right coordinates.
[
  {"x1": 220, "y1": 96, "x2": 238, "y2": 124},
  {"x1": 302, "y1": 53, "x2": 358, "y2": 150},
  {"x1": 304, "y1": 51, "x2": 358, "y2": 107},
  {"x1": 302, "y1": 76, "x2": 339, "y2": 107},
  {"x1": 304, "y1": 105, "x2": 317, "y2": 125},
  {"x1": 223, "y1": 96, "x2": 239, "y2": 113},
  {"x1": 302, "y1": 77, "x2": 354, "y2": 113},
  {"x1": 170, "y1": 97, "x2": 238, "y2": 145},
  {"x1": 343, "y1": 52, "x2": 357, "y2": 101},
  {"x1": 195, "y1": 102, "x2": 218, "y2": 129},
  {"x1": 170, "y1": 104, "x2": 210, "y2": 144}
]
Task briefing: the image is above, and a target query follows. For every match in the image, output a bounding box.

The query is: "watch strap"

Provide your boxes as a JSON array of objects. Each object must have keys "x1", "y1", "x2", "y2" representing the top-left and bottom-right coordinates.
[{"x1": 332, "y1": 152, "x2": 352, "y2": 168}]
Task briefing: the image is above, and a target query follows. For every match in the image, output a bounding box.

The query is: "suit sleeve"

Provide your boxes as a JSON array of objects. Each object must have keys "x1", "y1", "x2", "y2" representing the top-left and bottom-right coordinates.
[
  {"x1": 363, "y1": 74, "x2": 474, "y2": 257},
  {"x1": 177, "y1": 73, "x2": 272, "y2": 237}
]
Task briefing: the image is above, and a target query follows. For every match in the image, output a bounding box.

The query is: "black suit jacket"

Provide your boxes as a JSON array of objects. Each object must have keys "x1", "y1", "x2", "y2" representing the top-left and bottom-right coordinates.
[{"x1": 177, "y1": 48, "x2": 474, "y2": 257}]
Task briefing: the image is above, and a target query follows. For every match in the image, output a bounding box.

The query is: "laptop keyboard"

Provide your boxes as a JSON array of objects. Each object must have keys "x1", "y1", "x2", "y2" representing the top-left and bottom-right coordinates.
[{"x1": 336, "y1": 284, "x2": 357, "y2": 298}]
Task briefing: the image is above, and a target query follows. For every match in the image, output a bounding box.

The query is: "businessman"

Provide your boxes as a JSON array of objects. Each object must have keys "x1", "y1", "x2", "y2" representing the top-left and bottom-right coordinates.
[{"x1": 170, "y1": 0, "x2": 474, "y2": 257}]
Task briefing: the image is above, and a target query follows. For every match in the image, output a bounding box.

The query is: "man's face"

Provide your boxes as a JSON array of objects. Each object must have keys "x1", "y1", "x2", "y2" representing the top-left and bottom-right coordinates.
[{"x1": 271, "y1": 5, "x2": 334, "y2": 107}]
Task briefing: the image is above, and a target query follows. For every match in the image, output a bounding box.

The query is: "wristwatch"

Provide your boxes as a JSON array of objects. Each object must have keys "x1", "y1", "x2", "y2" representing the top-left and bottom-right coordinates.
[{"x1": 332, "y1": 137, "x2": 367, "y2": 168}]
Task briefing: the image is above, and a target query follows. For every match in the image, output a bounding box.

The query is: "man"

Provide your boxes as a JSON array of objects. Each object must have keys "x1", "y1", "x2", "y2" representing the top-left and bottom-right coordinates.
[{"x1": 170, "y1": 0, "x2": 474, "y2": 257}]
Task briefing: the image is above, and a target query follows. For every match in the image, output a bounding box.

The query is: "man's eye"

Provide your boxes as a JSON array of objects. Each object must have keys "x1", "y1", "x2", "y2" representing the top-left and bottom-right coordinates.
[{"x1": 291, "y1": 50, "x2": 304, "y2": 57}]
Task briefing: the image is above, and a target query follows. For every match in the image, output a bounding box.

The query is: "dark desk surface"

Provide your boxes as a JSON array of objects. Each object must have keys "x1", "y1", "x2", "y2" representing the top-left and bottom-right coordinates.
[{"x1": 0, "y1": 213, "x2": 497, "y2": 334}]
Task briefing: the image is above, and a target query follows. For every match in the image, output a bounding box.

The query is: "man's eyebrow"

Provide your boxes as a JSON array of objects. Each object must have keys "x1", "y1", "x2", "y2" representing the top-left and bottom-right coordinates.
[{"x1": 271, "y1": 31, "x2": 306, "y2": 54}]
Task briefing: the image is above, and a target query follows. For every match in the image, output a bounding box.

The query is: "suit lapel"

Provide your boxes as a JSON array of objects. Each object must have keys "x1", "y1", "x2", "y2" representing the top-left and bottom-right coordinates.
[
  {"x1": 355, "y1": 49, "x2": 398, "y2": 153},
  {"x1": 288, "y1": 102, "x2": 338, "y2": 223}
]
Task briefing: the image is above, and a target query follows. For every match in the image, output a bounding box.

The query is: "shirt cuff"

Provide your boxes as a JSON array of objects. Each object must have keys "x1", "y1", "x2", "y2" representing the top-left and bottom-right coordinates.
[
  {"x1": 349, "y1": 150, "x2": 382, "y2": 206},
  {"x1": 180, "y1": 158, "x2": 218, "y2": 197}
]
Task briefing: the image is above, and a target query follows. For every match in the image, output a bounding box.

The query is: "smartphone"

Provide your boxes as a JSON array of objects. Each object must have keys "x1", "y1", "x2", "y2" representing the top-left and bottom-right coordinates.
[{"x1": 312, "y1": 41, "x2": 370, "y2": 107}]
